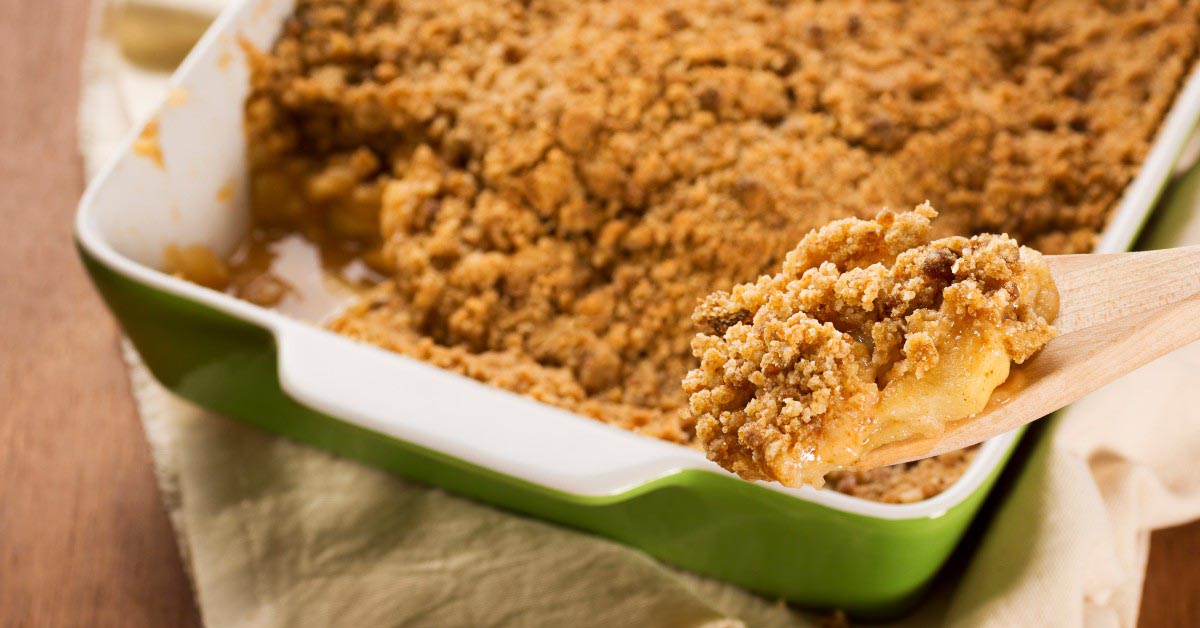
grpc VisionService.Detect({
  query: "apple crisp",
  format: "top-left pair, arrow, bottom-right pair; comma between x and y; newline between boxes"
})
234,0 -> 1199,501
684,205 -> 1058,487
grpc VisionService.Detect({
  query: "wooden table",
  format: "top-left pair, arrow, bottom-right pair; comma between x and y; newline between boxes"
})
0,2 -> 1196,626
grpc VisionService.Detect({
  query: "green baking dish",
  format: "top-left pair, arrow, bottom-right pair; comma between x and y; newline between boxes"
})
75,0 -> 1200,617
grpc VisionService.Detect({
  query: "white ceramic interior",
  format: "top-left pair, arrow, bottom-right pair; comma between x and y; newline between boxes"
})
76,0 -> 1200,520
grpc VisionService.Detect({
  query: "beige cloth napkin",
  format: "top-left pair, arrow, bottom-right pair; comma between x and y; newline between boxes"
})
80,2 -> 1200,626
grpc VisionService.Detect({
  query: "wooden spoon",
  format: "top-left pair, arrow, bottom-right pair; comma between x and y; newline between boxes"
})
861,244 -> 1200,470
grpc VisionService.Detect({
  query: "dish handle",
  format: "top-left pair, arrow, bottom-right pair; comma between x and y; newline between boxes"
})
272,320 -> 707,497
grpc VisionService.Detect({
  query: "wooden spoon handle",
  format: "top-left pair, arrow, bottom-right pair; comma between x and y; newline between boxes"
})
1047,245 -> 1200,335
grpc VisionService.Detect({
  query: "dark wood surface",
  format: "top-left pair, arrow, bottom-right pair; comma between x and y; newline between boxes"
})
0,1 -> 1194,626
0,1 -> 202,626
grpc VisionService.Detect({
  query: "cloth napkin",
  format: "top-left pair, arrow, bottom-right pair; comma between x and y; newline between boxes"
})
79,2 -> 1200,626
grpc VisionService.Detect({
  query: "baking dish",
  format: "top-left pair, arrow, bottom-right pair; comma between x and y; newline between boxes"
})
75,0 -> 1200,616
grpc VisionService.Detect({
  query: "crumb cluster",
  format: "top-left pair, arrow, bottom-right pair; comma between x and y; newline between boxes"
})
684,205 -> 1058,487
828,448 -> 978,504
239,0 -> 1199,501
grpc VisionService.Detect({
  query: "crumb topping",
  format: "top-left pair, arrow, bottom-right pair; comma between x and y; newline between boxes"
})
235,0 -> 1198,502
684,205 -> 1058,486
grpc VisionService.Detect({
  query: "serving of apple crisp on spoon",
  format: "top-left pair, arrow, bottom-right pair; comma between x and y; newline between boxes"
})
685,203 -> 1200,487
